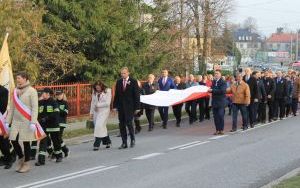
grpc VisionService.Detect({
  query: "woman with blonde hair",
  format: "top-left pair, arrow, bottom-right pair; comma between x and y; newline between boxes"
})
90,81 -> 112,151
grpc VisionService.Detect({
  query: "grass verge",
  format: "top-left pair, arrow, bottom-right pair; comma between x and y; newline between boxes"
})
273,174 -> 300,188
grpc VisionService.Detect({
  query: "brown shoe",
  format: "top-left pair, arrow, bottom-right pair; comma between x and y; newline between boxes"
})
18,162 -> 30,173
16,157 -> 24,172
219,131 -> 224,135
213,131 -> 219,135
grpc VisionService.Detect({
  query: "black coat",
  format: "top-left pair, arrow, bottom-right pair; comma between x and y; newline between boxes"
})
175,82 -> 186,90
211,79 -> 227,108
142,82 -> 158,109
263,77 -> 276,101
38,98 -> 60,130
0,85 -> 8,114
113,77 -> 140,120
257,79 -> 267,102
274,77 -> 288,99
243,75 -> 259,102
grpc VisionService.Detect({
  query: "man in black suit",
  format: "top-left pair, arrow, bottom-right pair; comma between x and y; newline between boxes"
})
263,71 -> 276,122
0,85 -> 13,169
142,74 -> 158,131
172,76 -> 186,127
113,67 -> 140,149
208,70 -> 227,135
253,71 -> 267,124
273,71 -> 288,120
243,68 -> 259,128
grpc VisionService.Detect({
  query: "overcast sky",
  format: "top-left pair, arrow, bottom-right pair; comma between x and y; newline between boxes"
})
230,0 -> 300,36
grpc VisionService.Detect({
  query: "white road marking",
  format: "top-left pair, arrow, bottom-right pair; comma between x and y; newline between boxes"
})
179,141 -> 210,150
168,141 -> 202,150
209,135 -> 228,140
132,153 -> 164,160
16,165 -> 118,188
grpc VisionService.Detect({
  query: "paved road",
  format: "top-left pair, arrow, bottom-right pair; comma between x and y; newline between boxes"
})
1,114 -> 300,188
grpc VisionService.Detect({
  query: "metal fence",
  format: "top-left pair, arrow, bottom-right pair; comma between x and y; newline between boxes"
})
35,83 -> 93,117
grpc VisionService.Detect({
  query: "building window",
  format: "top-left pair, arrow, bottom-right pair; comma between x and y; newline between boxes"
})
239,36 -> 242,41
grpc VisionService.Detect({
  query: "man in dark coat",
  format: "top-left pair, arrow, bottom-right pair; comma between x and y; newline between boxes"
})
157,69 -> 176,129
263,71 -> 276,122
113,67 -> 140,149
0,85 -> 13,169
273,71 -> 288,120
208,70 -> 227,135
243,68 -> 259,128
253,71 -> 267,124
142,74 -> 158,131
172,76 -> 186,127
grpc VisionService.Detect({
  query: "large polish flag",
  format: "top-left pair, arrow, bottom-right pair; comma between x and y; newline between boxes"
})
140,85 -> 209,107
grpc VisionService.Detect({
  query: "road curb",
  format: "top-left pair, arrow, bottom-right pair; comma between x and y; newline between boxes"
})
260,167 -> 300,188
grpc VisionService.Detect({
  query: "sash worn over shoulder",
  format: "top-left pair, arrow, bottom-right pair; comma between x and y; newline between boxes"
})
13,89 -> 46,140
0,111 -> 8,136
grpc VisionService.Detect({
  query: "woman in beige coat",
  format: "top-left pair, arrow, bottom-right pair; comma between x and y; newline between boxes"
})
6,72 -> 38,173
90,81 -> 112,151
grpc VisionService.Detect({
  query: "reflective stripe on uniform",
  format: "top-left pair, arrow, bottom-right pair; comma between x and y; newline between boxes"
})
39,106 -> 44,113
31,146 -> 38,149
54,108 -> 60,112
59,123 -> 68,128
46,128 -> 60,132
39,151 -> 47,156
46,106 -> 54,112
61,142 -> 65,147
64,109 -> 69,114
54,150 -> 62,154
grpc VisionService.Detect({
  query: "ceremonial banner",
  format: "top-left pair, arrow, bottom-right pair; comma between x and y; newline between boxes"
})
141,85 -> 209,107
0,33 -> 15,93
13,89 -> 46,140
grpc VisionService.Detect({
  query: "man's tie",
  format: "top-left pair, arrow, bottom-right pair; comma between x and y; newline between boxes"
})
123,79 -> 127,91
163,77 -> 166,85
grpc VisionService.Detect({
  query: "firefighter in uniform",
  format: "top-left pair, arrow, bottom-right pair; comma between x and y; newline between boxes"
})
55,90 -> 69,157
35,88 -> 63,166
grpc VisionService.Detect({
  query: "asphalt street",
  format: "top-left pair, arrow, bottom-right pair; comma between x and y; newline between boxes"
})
1,114 -> 300,188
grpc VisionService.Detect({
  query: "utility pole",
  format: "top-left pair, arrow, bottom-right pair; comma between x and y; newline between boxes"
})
202,0 -> 210,74
296,30 -> 299,61
290,33 -> 293,62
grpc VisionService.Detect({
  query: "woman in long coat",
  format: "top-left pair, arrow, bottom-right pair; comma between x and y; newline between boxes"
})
6,72 -> 38,173
90,81 -> 112,151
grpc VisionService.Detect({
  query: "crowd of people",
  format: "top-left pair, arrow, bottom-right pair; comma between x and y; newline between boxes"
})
0,67 -> 299,173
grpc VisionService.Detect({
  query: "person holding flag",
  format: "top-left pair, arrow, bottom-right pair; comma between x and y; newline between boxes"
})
6,71 -> 41,173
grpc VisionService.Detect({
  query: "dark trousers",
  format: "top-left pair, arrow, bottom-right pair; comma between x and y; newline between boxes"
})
198,99 -> 205,122
30,141 -> 38,159
204,98 -> 210,119
172,104 -> 183,124
145,109 -> 155,129
11,134 -> 31,162
59,128 -> 69,154
267,100 -> 274,121
247,102 -> 258,126
185,100 -> 197,122
292,98 -> 299,116
38,131 -> 62,163
213,107 -> 225,131
286,103 -> 292,117
258,102 -> 267,123
118,112 -> 135,145
232,104 -> 248,130
0,136 -> 12,164
273,98 -> 285,119
94,136 -> 111,147
158,107 -> 169,126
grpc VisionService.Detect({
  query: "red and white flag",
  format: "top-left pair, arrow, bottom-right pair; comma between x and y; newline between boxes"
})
141,85 -> 209,107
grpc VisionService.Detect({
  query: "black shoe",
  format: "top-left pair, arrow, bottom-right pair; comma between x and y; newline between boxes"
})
250,124 -> 254,128
56,157 -> 63,163
0,157 -> 4,166
106,144 -> 111,149
148,127 -> 153,131
176,123 -> 180,127
63,148 -> 70,158
243,127 -> 248,131
130,140 -> 135,148
163,125 -> 167,129
230,129 -> 237,132
93,147 -> 99,151
118,144 -> 128,149
4,163 -> 12,169
35,161 -> 45,166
